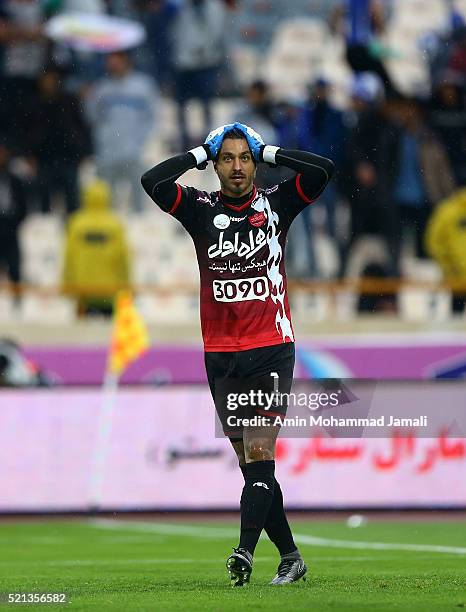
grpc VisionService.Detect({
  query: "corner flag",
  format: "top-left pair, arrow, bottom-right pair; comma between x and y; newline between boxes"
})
90,291 -> 149,508
107,291 -> 149,377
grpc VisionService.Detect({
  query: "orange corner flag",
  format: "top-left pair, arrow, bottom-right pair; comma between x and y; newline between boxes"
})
107,291 -> 149,376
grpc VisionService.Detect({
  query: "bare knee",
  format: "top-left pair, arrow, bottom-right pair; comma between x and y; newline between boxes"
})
244,437 -> 275,462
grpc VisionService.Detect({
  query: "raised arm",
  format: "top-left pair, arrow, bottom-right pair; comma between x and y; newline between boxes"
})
228,122 -> 334,202
263,146 -> 334,202
141,146 -> 209,212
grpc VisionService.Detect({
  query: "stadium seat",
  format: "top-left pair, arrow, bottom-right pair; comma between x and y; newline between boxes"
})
231,46 -> 261,86
398,288 -> 451,321
263,17 -> 328,96
291,289 -> 332,322
456,0 -> 466,15
138,294 -> 198,324
0,293 -> 15,320
314,233 -> 340,280
392,1 -> 446,30
344,236 -> 390,280
20,214 -> 64,287
272,18 -> 327,54
20,294 -> 75,323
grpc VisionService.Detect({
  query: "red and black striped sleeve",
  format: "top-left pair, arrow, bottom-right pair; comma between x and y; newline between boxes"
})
141,152 -> 198,215
276,148 -> 334,203
268,148 -> 334,223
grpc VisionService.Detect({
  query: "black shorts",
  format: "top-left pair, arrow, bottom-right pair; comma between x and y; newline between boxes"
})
205,343 -> 295,439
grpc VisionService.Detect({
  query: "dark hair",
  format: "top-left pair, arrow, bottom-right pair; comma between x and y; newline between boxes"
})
215,127 -> 255,163
249,79 -> 268,94
222,127 -> 248,140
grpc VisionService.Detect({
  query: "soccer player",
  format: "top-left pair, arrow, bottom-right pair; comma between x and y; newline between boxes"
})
141,123 -> 333,586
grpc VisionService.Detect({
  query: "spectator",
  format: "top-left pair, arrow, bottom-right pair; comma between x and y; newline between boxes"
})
42,0 -> 107,89
425,188 -> 466,313
342,73 -> 400,276
297,77 -> 347,241
429,80 -> 466,186
62,179 -> 130,316
235,80 -> 279,189
171,0 -> 227,149
142,0 -> 178,90
86,50 -> 158,212
393,97 -> 456,260
237,80 -> 278,139
344,0 -> 398,99
0,0 -> 46,156
420,5 -> 465,87
0,135 -> 27,299
275,97 -> 319,278
31,65 -> 92,215
446,25 -> 466,85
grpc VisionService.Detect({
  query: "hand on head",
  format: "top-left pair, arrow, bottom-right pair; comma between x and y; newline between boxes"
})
232,122 -> 265,162
204,123 -> 236,159
204,122 -> 264,162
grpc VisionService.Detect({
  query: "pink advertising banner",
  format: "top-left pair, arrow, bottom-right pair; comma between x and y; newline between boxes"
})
24,334 -> 466,385
0,387 -> 465,511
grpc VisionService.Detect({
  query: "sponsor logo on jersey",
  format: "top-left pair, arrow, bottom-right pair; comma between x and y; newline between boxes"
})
248,211 -> 266,227
208,229 -> 267,260
197,194 -> 211,205
213,213 -> 231,229
230,215 -> 247,222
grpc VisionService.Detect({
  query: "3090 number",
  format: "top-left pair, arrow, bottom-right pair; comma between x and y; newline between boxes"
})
213,277 -> 269,302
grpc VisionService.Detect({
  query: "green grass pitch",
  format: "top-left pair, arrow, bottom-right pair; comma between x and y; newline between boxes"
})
0,518 -> 465,611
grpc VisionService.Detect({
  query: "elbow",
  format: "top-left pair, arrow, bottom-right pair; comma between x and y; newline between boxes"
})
140,170 -> 154,197
140,171 -> 149,191
322,157 -> 335,182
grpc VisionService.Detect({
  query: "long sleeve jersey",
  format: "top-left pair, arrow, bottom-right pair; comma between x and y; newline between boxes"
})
141,147 -> 334,352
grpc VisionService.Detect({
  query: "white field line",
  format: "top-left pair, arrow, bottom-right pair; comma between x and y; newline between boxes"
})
89,519 -> 466,555
0,558 -> 256,567
0,558 -> 214,568
293,533 -> 466,555
0,556 -> 385,568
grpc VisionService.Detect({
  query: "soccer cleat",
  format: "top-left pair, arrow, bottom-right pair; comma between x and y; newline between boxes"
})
269,558 -> 307,585
226,547 -> 253,587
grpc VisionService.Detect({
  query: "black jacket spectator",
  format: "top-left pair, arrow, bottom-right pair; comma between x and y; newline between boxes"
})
342,103 -> 400,276
0,141 -> 27,286
30,66 -> 92,214
429,82 -> 466,186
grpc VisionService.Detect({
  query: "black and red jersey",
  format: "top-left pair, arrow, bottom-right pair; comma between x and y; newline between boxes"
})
141,149 -> 333,352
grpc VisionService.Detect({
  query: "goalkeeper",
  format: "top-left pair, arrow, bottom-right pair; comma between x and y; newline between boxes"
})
141,122 -> 333,586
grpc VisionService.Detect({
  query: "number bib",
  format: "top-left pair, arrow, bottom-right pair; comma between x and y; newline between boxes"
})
212,276 -> 270,303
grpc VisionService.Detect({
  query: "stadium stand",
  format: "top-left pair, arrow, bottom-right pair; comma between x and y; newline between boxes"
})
1,0 -> 466,326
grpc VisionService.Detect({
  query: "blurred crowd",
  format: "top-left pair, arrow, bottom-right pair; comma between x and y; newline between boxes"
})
0,0 -> 465,315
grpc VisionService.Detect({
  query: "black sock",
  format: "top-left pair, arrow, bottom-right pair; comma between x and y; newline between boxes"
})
239,460 -> 275,556
265,479 -> 299,556
240,465 -> 297,556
